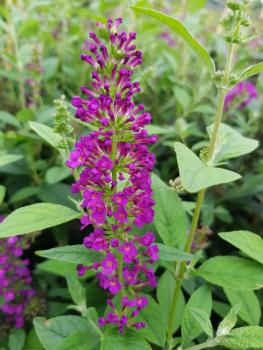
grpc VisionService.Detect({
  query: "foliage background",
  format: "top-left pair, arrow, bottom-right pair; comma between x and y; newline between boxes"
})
0,0 -> 263,348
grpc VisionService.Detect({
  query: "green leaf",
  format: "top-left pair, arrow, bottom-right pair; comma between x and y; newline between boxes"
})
181,285 -> 212,345
190,307 -> 213,338
37,260 -> 79,278
0,185 -> 6,205
29,121 -> 63,150
34,316 -> 98,350
207,123 -> 258,165
57,332 -> 98,350
221,326 -> 263,349
152,173 -> 187,247
0,154 -> 23,167
217,305 -> 240,337
131,7 -> 215,75
157,271 -> 185,333
23,329 -> 44,350
66,276 -> 86,307
45,166 -> 71,184
136,296 -> 166,346
101,329 -> 152,350
10,186 -> 40,203
36,245 -> 102,265
187,0 -> 207,12
196,256 -> 263,290
219,230 -> 263,265
0,203 -> 80,238
224,288 -> 261,326
9,328 -> 26,350
0,110 -> 20,127
239,62 -> 263,81
157,243 -> 199,261
174,142 -> 241,193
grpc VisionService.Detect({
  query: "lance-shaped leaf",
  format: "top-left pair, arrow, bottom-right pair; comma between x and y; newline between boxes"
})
36,245 -> 103,265
174,142 -> 241,193
207,123 -> 258,165
196,256 -> 263,290
0,203 -> 80,238
0,154 -> 23,167
190,307 -> 213,338
157,243 -> 200,261
221,326 -> 263,349
239,62 -> 263,82
217,304 -> 240,337
131,7 -> 215,75
219,230 -> 263,265
152,173 -> 187,247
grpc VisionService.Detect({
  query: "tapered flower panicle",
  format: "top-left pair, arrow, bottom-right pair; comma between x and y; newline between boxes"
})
67,18 -> 158,332
0,217 -> 36,328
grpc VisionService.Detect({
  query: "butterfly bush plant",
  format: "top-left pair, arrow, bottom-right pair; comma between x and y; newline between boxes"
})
1,1 -> 263,349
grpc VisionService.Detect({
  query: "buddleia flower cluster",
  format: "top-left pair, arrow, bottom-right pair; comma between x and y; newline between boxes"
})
0,216 -> 36,329
224,81 -> 258,111
66,18 -> 158,332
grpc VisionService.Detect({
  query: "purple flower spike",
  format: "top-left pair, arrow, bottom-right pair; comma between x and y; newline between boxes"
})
66,17 -> 158,333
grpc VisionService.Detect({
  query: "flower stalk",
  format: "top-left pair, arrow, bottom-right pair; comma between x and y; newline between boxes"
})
165,41 -> 235,350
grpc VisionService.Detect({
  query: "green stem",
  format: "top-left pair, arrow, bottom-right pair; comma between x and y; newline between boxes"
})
8,1 -> 25,109
165,43 -> 234,350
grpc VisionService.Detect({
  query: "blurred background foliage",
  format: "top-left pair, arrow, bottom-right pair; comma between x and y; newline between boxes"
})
0,0 -> 263,332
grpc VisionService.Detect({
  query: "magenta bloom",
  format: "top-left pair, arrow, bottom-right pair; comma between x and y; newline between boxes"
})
67,17 -> 158,332
224,81 -> 258,111
0,219 -> 36,329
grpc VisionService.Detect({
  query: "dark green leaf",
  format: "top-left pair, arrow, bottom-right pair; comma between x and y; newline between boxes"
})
36,245 -> 102,265
9,328 -> 26,350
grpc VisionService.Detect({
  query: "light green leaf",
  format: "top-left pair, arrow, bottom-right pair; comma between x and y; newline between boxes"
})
174,142 -> 241,193
0,203 -> 80,238
196,256 -> 263,290
36,245 -> 102,265
10,186 -> 40,203
0,111 -> 20,127
45,166 -> 71,184
224,288 -> 261,325
187,0 -> 207,12
145,124 -> 176,136
9,328 -> 26,350
221,326 -> 263,349
66,276 -> 86,308
0,185 -> 6,205
0,154 -> 23,167
152,173 -> 187,247
181,285 -> 212,345
157,243 -> 199,261
101,329 -> 152,350
157,271 -> 185,333
239,62 -> 263,81
190,307 -> 213,338
219,230 -> 263,265
207,123 -> 258,165
34,316 -> 97,350
217,305 -> 240,337
29,121 -> 63,150
131,7 -> 215,75
37,261 -> 79,278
